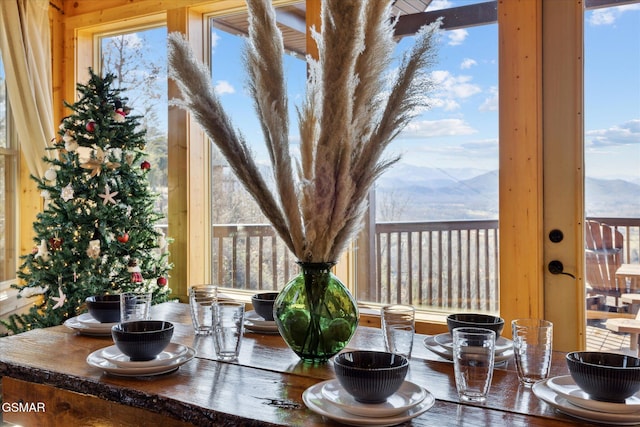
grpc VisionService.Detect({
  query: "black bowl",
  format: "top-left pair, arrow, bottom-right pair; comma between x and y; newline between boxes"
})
111,320 -> 174,361
566,351 -> 640,402
447,313 -> 504,339
333,351 -> 409,403
86,295 -> 121,323
251,292 -> 279,321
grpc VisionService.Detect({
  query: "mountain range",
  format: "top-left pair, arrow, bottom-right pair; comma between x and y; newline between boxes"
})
375,165 -> 640,221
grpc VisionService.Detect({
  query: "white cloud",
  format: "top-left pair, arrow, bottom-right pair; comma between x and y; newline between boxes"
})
586,119 -> 640,147
402,118 -> 477,138
427,0 -> 454,11
431,70 -> 482,101
211,31 -> 220,51
120,33 -> 143,49
479,86 -> 498,112
214,80 -> 235,95
588,4 -> 640,26
447,29 -> 468,46
460,58 -> 477,69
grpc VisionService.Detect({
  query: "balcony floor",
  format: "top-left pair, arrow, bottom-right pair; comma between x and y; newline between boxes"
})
586,323 -> 635,356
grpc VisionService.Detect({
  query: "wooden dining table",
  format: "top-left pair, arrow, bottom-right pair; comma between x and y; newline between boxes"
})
0,302 -> 609,426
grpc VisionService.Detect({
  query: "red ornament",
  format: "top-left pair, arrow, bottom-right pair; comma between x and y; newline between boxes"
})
157,277 -> 168,287
49,237 -> 63,250
85,120 -> 96,132
127,259 -> 143,283
117,233 -> 129,243
140,161 -> 151,170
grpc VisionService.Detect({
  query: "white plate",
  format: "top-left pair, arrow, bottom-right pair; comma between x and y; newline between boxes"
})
433,332 -> 513,354
100,343 -> 189,368
244,320 -> 280,334
76,313 -> 118,329
533,378 -> 640,425
87,345 -> 195,377
245,310 -> 276,326
64,316 -> 114,336
303,380 -> 434,426
423,336 -> 514,364
320,379 -> 427,418
547,375 -> 640,414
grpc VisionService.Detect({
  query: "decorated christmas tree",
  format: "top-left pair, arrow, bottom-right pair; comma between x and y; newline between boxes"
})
4,69 -> 172,334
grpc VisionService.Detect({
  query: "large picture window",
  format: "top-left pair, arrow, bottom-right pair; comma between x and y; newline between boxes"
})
99,27 -> 169,222
207,1 -> 500,315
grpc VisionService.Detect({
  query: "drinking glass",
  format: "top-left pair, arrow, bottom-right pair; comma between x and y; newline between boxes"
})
120,292 -> 152,323
381,304 -> 415,359
212,301 -> 245,361
512,318 -> 553,386
189,285 -> 217,335
453,327 -> 496,403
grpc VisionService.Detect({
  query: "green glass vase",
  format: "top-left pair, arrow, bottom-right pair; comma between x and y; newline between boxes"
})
274,262 -> 359,362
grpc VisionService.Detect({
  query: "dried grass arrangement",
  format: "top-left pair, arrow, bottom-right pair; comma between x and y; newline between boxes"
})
168,0 -> 440,263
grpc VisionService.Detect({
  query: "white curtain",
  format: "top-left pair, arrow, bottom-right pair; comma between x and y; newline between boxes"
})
0,0 -> 53,178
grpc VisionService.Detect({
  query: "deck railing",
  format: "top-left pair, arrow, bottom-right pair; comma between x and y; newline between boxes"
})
204,217 -> 640,312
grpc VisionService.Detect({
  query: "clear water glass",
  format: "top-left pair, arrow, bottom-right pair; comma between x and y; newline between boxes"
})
189,285 -> 217,335
381,304 -> 415,359
212,301 -> 245,361
512,318 -> 553,386
453,327 -> 496,403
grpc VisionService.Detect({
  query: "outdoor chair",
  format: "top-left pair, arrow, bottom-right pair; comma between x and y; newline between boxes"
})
585,220 -> 625,311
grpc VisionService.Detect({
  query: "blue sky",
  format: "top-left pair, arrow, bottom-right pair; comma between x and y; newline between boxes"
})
208,1 -> 639,181
1,1 -> 637,180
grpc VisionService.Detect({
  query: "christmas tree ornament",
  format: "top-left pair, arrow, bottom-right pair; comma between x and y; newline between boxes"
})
157,277 -> 168,287
125,152 -> 135,165
51,286 -> 67,310
63,130 -> 79,152
60,184 -> 75,201
85,120 -> 96,132
110,147 -> 122,161
86,239 -> 101,259
49,236 -> 63,250
98,184 -> 119,205
128,259 -> 143,283
113,108 -> 126,123
157,233 -> 167,250
81,146 -> 121,178
44,168 -> 57,181
117,233 -> 129,243
35,240 -> 51,262
140,160 -> 151,170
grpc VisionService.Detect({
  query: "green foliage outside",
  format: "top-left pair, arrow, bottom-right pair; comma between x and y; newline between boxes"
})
3,69 -> 172,334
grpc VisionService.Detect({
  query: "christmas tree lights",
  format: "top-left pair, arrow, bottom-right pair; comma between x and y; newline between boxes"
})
3,69 -> 172,334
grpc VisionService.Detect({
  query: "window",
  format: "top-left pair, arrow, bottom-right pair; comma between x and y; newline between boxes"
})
99,27 -> 169,221
0,52 -> 18,283
369,5 -> 498,312
583,2 -> 640,310
208,9 -> 305,290
206,2 -> 500,316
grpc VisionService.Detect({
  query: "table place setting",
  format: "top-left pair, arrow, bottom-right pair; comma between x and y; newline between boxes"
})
76,292 -> 198,377
244,310 -> 279,334
86,344 -> 196,377
423,313 -> 514,364
242,292 -> 280,334
302,351 -> 435,426
86,319 -> 196,377
532,351 -> 640,425
64,294 -> 123,336
64,312 -> 118,336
